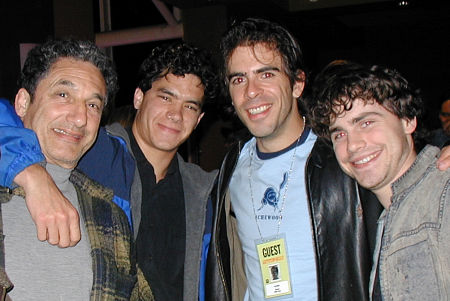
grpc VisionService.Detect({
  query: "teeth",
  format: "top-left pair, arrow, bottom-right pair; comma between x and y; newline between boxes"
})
54,128 -> 81,139
54,128 -> 69,135
354,154 -> 377,164
248,105 -> 270,115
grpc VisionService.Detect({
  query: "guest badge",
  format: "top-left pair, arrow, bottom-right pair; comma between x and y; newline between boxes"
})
256,234 -> 292,299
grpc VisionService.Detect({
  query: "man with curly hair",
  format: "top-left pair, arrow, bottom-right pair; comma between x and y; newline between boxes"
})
0,42 -> 218,300
308,61 -> 450,299
0,39 -> 136,300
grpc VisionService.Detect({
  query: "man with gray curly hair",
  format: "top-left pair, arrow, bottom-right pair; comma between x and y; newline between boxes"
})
0,39 -> 135,300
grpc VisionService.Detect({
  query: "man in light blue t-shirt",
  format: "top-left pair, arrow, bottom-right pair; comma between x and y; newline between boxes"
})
208,18 -> 378,301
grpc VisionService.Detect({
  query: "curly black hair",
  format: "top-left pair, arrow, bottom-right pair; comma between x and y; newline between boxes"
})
308,60 -> 425,145
220,18 -> 306,89
136,42 -> 217,108
19,38 -> 118,106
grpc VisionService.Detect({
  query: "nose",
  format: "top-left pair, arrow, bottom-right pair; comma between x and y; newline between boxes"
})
167,105 -> 182,123
67,102 -> 88,128
245,78 -> 263,100
347,132 -> 366,153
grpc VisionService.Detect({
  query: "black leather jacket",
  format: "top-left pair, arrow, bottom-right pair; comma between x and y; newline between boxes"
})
206,135 -> 382,301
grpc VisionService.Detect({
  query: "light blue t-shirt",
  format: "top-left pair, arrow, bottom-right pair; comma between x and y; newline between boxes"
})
230,128 -> 318,300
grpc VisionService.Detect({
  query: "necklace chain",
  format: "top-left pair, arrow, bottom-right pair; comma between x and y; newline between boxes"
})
248,116 -> 306,241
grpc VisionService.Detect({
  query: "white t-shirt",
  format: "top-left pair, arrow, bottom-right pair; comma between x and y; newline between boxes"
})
230,128 -> 318,300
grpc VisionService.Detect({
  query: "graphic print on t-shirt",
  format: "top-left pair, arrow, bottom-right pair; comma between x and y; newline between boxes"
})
258,172 -> 288,211
230,131 -> 319,301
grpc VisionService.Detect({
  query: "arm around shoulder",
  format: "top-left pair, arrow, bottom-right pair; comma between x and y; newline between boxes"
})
0,98 -> 81,248
0,98 -> 45,187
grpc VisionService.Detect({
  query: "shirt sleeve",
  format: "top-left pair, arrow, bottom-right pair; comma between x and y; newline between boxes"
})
0,98 -> 45,188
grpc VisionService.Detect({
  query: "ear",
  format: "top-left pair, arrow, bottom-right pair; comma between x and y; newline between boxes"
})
402,116 -> 417,135
292,70 -> 306,99
194,112 -> 205,129
14,88 -> 31,118
133,88 -> 144,110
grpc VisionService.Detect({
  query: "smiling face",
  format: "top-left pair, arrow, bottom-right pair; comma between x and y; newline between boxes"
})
15,58 -> 106,169
330,99 -> 417,207
132,73 -> 205,157
226,44 -> 305,152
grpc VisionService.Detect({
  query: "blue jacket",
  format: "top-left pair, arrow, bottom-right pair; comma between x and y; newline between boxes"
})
0,98 -> 45,188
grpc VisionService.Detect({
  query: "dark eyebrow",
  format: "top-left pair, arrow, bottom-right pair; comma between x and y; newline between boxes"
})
227,66 -> 280,82
329,125 -> 342,135
55,79 -> 76,88
329,111 -> 383,134
158,87 -> 203,108
93,93 -> 106,103
186,99 -> 203,108
158,87 -> 177,97
55,79 -> 105,103
255,66 -> 280,74
352,112 -> 382,124
227,72 -> 245,82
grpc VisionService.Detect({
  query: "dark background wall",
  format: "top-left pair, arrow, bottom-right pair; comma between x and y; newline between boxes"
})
1,0 -> 449,169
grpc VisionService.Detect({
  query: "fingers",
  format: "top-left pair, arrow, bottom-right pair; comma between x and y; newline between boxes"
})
35,212 -> 79,248
36,223 -> 48,242
55,220 -> 71,248
46,218 -> 60,246
437,146 -> 450,171
36,209 -> 81,248
19,164 -> 82,248
437,158 -> 450,171
68,211 -> 81,247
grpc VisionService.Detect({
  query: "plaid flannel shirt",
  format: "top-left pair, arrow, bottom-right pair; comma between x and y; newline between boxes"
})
0,169 -> 136,301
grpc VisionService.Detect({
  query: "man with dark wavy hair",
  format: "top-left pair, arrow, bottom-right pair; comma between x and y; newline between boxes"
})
0,41 -> 218,300
309,61 -> 450,300
0,38 -> 135,300
206,18 -> 381,301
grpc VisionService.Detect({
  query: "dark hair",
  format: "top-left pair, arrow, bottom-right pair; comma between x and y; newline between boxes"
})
308,60 -> 425,144
136,42 -> 217,107
220,18 -> 305,88
19,38 -> 118,106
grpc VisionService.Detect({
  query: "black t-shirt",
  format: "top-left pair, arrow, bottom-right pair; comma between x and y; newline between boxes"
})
128,128 -> 186,300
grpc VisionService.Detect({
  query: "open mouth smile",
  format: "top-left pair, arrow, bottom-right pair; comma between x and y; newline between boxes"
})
54,128 -> 82,140
248,104 -> 271,115
352,152 -> 379,165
